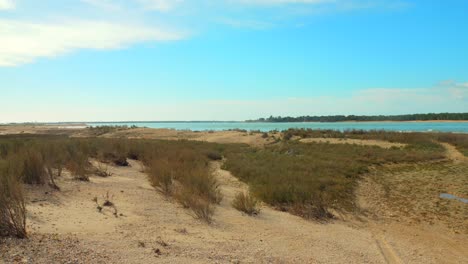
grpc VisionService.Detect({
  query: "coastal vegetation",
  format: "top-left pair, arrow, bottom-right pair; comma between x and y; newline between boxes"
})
282,128 -> 468,157
0,135 -> 226,228
248,112 -> 468,122
223,139 -> 445,219
0,127 -> 466,239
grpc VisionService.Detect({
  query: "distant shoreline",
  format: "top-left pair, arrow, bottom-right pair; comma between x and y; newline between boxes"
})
2,120 -> 468,126
294,120 -> 468,123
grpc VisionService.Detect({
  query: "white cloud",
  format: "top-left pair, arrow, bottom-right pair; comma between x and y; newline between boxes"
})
0,19 -> 185,66
0,0 -> 14,10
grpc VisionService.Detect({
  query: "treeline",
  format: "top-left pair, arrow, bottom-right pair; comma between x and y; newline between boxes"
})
248,113 -> 468,122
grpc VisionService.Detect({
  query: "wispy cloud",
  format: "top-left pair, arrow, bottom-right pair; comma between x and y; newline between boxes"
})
0,19 -> 185,66
3,81 -> 466,122
0,0 -> 14,10
81,0 -> 183,12
0,0 -> 411,66
438,80 -> 468,100
136,0 -> 184,12
81,0 -> 122,11
195,84 -> 466,120
231,0 -> 333,5
218,17 -> 272,29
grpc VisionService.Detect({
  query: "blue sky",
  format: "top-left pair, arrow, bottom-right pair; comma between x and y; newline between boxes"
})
0,0 -> 467,122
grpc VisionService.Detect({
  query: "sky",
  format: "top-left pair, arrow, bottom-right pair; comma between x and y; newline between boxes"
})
0,0 -> 467,122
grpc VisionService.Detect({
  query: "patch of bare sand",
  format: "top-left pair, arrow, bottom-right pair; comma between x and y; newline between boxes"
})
300,138 -> 406,149
0,125 -> 84,136
3,126 -> 270,148
3,160 -> 386,263
98,128 -> 274,147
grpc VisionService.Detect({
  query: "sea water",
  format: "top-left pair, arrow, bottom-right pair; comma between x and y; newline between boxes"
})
87,121 -> 468,133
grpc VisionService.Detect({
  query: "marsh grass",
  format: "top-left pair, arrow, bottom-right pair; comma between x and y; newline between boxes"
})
284,128 -> 445,152
223,139 -> 447,219
436,133 -> 468,156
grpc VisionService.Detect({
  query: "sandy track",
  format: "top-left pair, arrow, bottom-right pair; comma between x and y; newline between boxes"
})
3,152 -> 467,263
3,160 -> 387,263
440,142 -> 468,163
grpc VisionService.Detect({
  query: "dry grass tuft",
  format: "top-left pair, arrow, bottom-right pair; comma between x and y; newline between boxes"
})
21,150 -> 46,185
232,192 -> 260,216
148,159 -> 174,196
94,163 -> 112,177
0,159 -> 27,238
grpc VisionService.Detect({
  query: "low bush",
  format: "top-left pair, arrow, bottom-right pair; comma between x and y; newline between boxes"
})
86,125 -> 130,136
232,192 -> 260,216
206,151 -> 222,161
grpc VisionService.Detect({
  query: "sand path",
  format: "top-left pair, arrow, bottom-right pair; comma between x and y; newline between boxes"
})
4,157 -> 467,263
3,160 -> 389,263
440,142 -> 468,163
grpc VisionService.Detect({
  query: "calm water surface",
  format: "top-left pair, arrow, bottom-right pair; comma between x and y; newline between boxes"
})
87,122 -> 468,133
